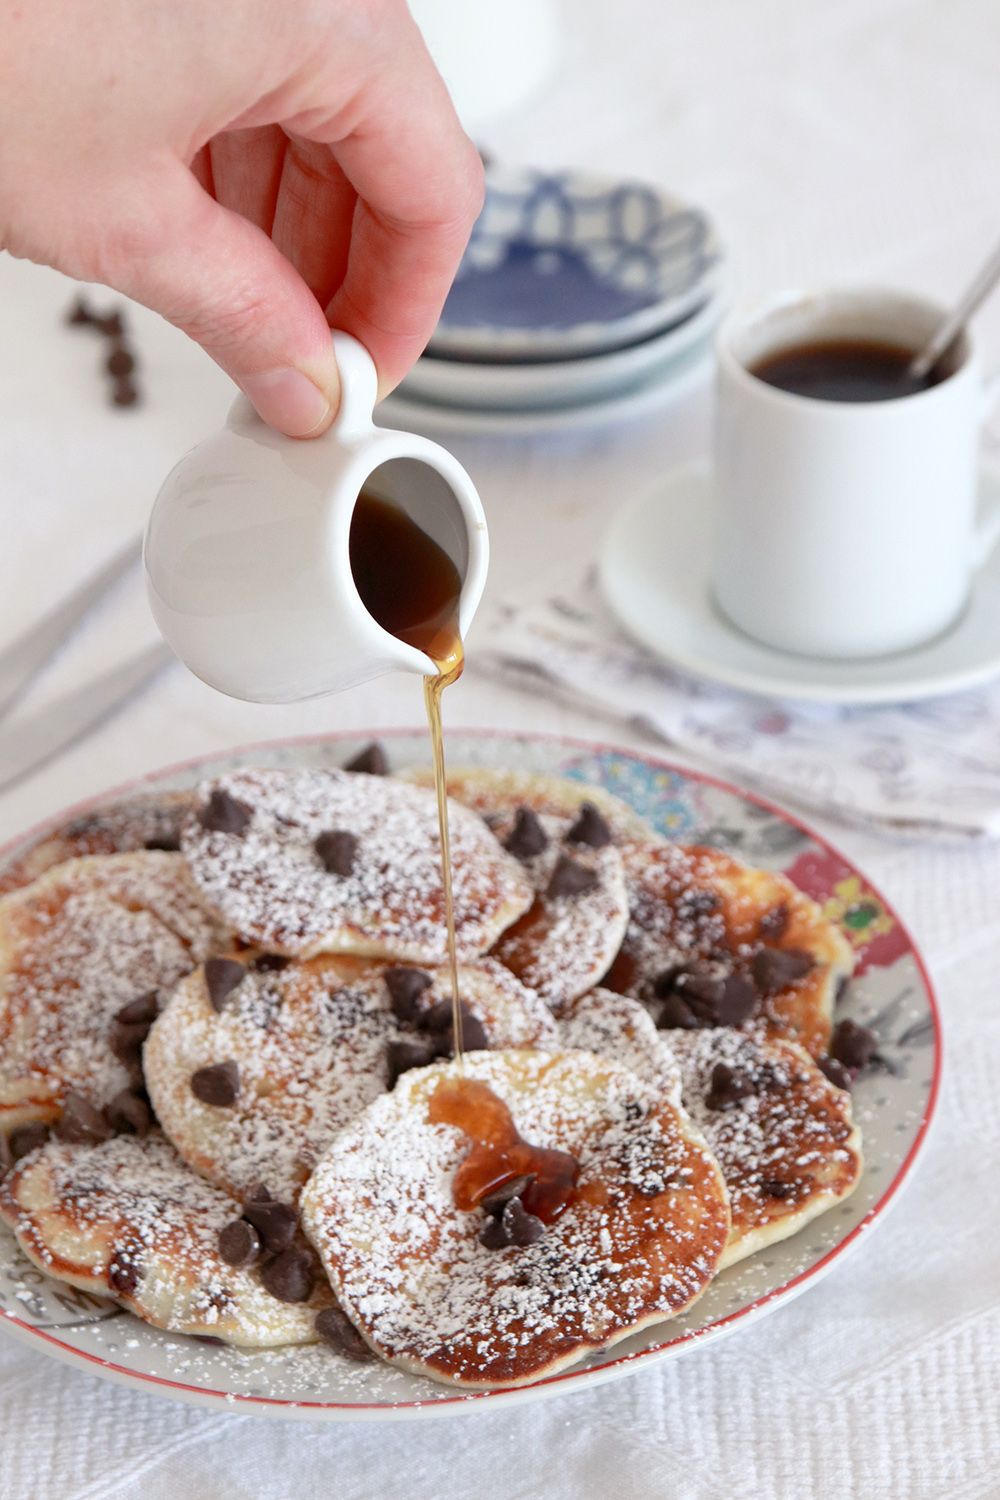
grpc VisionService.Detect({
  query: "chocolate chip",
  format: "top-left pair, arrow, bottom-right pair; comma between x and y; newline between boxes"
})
54,1093 -> 114,1145
421,997 -> 454,1033
655,993 -> 700,1030
343,742 -> 388,776
106,344 -> 135,378
105,1089 -> 151,1137
566,801 -> 612,849
480,1175 -> 535,1217
143,835 -> 181,852
674,970 -> 725,1023
315,1306 -> 375,1361
386,1037 -> 438,1088
818,1055 -> 853,1091
242,1199 -> 298,1253
9,1123 -> 48,1161
218,1218 -> 261,1268
198,788 -> 253,835
245,1182 -> 273,1203
449,1005 -> 489,1054
705,1062 -> 756,1111
250,953 -> 290,973
66,295 -> 95,326
111,378 -> 139,408
315,829 -> 358,877
95,310 -> 125,339
835,975 -> 851,1008
114,993 -> 158,1027
751,947 -> 815,995
760,1177 -> 794,1199
716,974 -> 758,1026
502,1196 -> 545,1246
383,966 -> 433,1023
546,854 -> 599,899
190,1061 -> 240,1107
650,965 -> 683,998
503,807 -> 549,859
0,1133 -> 11,1176
830,1018 -> 878,1071
479,1215 -> 510,1249
203,957 -> 246,1012
261,1248 -> 315,1303
110,1020 -> 151,1067
108,1250 -> 141,1296
758,903 -> 790,942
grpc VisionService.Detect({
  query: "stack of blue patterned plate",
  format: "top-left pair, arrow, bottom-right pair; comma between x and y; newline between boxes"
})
382,164 -> 728,433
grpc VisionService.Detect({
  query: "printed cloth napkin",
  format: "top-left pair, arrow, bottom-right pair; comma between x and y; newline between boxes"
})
473,568 -> 1000,841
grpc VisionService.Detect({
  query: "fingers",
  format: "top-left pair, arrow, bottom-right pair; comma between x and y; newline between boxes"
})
208,126 -> 287,236
319,15 -> 484,392
270,138 -> 357,309
99,158 -> 340,437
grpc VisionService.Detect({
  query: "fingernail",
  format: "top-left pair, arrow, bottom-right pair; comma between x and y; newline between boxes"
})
241,368 -> 332,437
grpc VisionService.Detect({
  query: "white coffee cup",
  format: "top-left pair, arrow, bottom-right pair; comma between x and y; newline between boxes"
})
712,288 -> 1000,659
144,332 -> 489,703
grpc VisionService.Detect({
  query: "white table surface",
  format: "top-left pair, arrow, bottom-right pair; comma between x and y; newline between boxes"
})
1,2 -> 999,1495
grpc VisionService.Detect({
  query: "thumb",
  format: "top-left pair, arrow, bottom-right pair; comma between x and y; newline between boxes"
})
101,161 -> 340,437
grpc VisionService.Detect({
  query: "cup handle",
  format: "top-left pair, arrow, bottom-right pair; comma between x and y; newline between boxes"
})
329,331 -> 379,439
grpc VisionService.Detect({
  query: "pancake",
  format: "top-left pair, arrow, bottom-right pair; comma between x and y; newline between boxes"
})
669,1028 -> 863,1267
558,988 -> 682,1104
0,1132 -> 329,1346
400,765 -> 659,843
489,810 -> 629,1014
0,853 -> 225,1133
0,791 -> 195,896
181,768 -> 533,963
605,842 -> 854,1059
300,1048 -> 730,1389
145,955 -> 556,1203
557,987 -> 862,1267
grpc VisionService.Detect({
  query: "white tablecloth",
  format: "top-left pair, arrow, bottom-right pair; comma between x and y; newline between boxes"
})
1,2 -> 999,1495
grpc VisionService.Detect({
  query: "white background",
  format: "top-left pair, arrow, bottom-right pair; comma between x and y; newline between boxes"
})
1,2 -> 999,1495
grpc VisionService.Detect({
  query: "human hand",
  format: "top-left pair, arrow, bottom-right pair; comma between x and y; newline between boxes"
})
0,0 -> 483,434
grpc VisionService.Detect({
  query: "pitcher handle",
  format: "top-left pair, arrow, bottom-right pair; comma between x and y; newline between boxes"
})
330,331 -> 380,440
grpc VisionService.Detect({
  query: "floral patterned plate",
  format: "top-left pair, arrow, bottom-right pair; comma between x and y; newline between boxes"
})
0,732 -> 939,1421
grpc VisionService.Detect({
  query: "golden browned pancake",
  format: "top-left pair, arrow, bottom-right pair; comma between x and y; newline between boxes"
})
668,1028 -> 863,1267
605,842 -> 854,1059
301,1048 -> 730,1389
0,853 -> 226,1132
0,792 -> 195,896
181,768 -> 533,963
488,810 -> 629,1014
145,955 -> 556,1203
400,766 -> 659,843
0,1132 -> 330,1345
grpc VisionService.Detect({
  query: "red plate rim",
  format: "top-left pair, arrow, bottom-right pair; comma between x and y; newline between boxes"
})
0,728 -> 942,1417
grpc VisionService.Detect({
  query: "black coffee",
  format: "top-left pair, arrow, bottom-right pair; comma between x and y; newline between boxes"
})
750,338 -> 942,403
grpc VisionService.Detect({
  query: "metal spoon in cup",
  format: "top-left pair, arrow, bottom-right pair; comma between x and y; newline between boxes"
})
908,239 -> 1000,383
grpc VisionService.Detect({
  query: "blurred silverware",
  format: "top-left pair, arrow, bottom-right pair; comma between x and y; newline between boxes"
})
909,239 -> 1000,382
0,534 -> 142,718
0,642 -> 172,793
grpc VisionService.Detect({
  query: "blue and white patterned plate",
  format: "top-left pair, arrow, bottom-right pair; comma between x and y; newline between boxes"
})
0,732 -> 937,1422
430,166 -> 725,361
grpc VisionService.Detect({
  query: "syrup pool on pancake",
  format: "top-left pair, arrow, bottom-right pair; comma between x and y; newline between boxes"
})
349,488 -> 467,1056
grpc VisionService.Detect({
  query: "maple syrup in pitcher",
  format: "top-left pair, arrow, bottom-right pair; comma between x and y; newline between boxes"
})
351,489 -> 582,1219
349,490 -> 466,1052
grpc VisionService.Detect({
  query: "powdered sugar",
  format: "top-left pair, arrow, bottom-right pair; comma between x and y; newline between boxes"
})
181,769 -> 533,963
0,853 -> 224,1122
301,1048 -> 729,1389
489,813 -> 629,1012
0,1132 -> 328,1346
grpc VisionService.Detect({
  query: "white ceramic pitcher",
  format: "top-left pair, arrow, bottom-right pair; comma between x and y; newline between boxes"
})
144,333 -> 489,703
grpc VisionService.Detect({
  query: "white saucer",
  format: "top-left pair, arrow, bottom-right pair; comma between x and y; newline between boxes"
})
405,287 -> 725,412
599,463 -> 1000,704
380,339 -> 713,437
